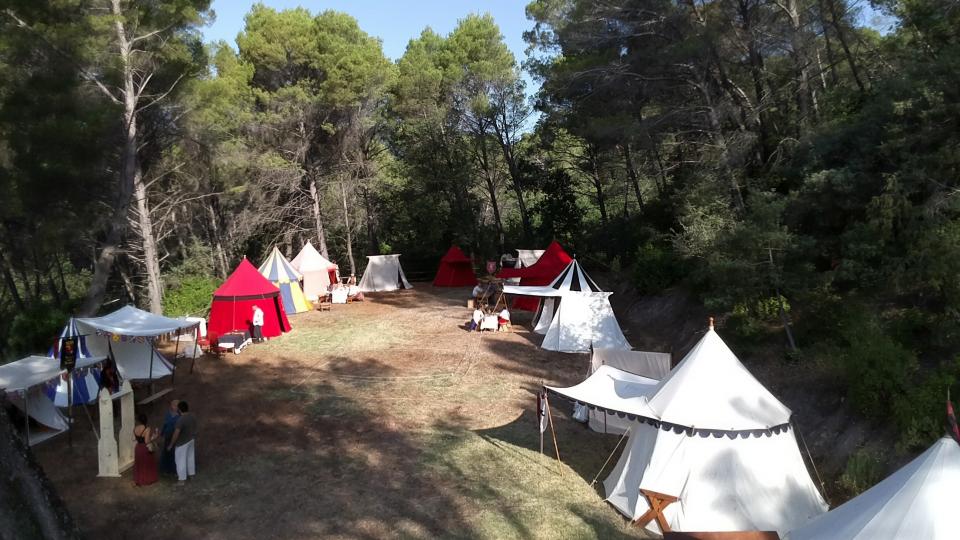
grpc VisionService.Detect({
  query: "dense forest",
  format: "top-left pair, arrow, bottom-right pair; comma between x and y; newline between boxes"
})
1,0 -> 958,464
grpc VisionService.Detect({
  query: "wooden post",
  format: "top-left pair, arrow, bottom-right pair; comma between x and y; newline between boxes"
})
545,394 -> 562,475
117,381 -> 134,472
97,388 -> 119,477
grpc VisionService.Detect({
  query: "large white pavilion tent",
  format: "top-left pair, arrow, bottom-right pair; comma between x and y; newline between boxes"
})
74,305 -> 198,381
546,324 -> 827,535
786,436 -> 960,540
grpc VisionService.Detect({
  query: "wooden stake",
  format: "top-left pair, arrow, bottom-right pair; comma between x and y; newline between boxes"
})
545,394 -> 563,475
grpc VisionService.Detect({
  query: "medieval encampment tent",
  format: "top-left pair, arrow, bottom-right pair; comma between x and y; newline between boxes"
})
787,436 -> 960,540
516,249 -> 545,268
546,325 -> 827,535
503,259 -> 630,352
433,246 -> 477,287
290,241 -> 339,299
208,258 -> 291,342
258,246 -> 312,314
0,355 -> 106,445
358,254 -> 412,292
46,318 -> 101,407
497,241 -> 572,311
575,348 -> 672,434
74,306 -> 199,381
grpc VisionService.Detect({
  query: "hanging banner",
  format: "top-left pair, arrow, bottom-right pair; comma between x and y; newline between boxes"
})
60,337 -> 78,372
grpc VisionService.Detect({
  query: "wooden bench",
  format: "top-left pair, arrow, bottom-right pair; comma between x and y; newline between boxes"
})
136,387 -> 173,407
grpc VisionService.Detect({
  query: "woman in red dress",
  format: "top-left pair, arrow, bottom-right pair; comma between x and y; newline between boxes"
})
133,413 -> 159,486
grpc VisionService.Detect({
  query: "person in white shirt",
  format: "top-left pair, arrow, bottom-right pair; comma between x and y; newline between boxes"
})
469,308 -> 484,331
498,307 -> 511,332
251,305 -> 265,342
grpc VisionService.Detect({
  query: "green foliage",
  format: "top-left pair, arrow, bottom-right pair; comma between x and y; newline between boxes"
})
838,448 -> 884,497
632,243 -> 683,295
163,275 -> 218,318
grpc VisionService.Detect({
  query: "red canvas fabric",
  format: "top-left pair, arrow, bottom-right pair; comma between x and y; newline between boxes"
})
497,241 -> 573,311
208,258 -> 291,341
433,246 -> 477,287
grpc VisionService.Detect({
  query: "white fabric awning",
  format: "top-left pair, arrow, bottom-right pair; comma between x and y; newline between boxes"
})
546,365 -> 659,418
75,305 -> 199,337
0,355 -> 106,392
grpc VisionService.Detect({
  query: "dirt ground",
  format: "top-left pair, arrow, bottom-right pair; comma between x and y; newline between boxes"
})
34,286 -> 654,540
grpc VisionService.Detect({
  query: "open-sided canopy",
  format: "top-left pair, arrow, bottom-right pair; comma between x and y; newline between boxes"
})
547,365 -> 659,418
75,305 -> 199,338
787,437 -> 960,540
0,355 -> 106,392
214,258 -> 282,300
258,246 -> 302,282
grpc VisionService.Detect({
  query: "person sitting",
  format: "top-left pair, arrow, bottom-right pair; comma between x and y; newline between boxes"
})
471,283 -> 484,300
469,308 -> 484,331
133,412 -> 160,486
498,307 -> 511,332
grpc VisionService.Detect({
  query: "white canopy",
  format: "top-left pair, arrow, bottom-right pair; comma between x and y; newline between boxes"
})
580,348 -> 672,434
547,365 -> 659,418
646,328 -> 791,431
76,305 -> 198,337
0,355 -> 106,444
75,305 -> 195,381
358,254 -> 413,292
0,355 -> 105,392
787,437 -> 960,540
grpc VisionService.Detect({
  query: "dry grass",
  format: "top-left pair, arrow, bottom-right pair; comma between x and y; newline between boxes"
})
34,287 -> 652,539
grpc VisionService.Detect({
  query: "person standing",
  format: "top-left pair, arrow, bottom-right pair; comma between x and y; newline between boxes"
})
132,413 -> 159,486
251,305 -> 265,343
166,401 -> 197,485
159,399 -> 180,475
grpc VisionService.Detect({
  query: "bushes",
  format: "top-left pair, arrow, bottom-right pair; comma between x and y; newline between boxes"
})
163,275 -> 218,318
632,242 -> 684,294
838,448 -> 884,497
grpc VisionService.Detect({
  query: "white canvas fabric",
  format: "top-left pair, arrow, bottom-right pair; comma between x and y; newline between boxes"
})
75,305 -> 196,381
0,355 -> 106,442
358,254 -> 413,292
541,292 -> 631,352
786,437 -> 960,540
291,241 -> 340,298
546,365 -> 659,418
516,249 -> 545,268
585,349 -> 672,434
533,298 -> 555,334
647,328 -> 792,430
604,422 -> 827,535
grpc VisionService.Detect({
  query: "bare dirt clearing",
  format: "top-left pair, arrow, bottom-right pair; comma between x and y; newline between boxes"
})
35,286 -> 652,539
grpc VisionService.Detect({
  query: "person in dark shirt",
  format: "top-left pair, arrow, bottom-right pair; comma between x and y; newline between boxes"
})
166,401 -> 197,485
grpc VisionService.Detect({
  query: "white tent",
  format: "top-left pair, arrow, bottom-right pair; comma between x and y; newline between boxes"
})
0,355 -> 105,445
516,249 -> 545,268
787,436 -> 960,540
358,254 -> 413,292
547,326 -> 827,535
504,259 -> 630,352
290,240 -> 340,299
75,305 -> 198,381
578,348 -> 672,434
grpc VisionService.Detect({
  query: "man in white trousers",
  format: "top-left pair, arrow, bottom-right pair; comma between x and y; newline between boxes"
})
166,400 -> 197,485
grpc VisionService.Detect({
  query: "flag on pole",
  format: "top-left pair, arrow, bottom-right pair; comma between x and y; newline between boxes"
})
537,390 -> 548,433
948,391 -> 960,444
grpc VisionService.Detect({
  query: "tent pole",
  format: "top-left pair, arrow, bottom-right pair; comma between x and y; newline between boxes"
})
545,394 -> 562,475
793,419 -> 829,505
171,331 -> 181,382
590,427 -> 630,486
23,390 -> 30,446
67,374 -> 73,448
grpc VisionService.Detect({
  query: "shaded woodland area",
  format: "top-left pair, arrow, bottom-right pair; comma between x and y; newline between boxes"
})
0,0 -> 959,494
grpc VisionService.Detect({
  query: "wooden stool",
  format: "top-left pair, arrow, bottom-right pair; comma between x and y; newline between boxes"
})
635,489 -> 679,532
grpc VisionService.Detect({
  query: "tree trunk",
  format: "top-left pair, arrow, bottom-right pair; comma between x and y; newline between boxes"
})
477,139 -> 505,253
783,0 -> 816,129
621,143 -> 644,209
133,167 -> 163,313
697,77 -> 746,212
0,251 -> 24,310
590,154 -> 609,225
308,176 -> 330,259
0,392 -> 82,539
361,186 -> 379,255
739,0 -> 772,163
826,0 -> 866,94
80,0 -> 138,316
205,201 -> 228,278
339,177 -> 357,276
818,0 -> 841,86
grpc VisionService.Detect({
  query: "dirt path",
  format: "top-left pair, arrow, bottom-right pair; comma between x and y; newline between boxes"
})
34,286 -> 651,539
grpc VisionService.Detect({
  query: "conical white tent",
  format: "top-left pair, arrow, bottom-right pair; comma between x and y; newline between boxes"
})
358,254 -> 413,292
547,326 -> 827,535
786,437 -> 960,540
290,240 -> 340,299
504,259 -> 630,352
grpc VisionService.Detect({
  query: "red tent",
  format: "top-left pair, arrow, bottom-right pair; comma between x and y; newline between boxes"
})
433,246 -> 477,287
208,258 -> 292,342
497,241 -> 573,311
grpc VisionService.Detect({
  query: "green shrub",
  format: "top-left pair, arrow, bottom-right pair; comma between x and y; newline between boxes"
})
633,243 -> 683,294
5,303 -> 69,361
838,315 -> 917,419
163,275 -> 218,318
838,448 -> 884,497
